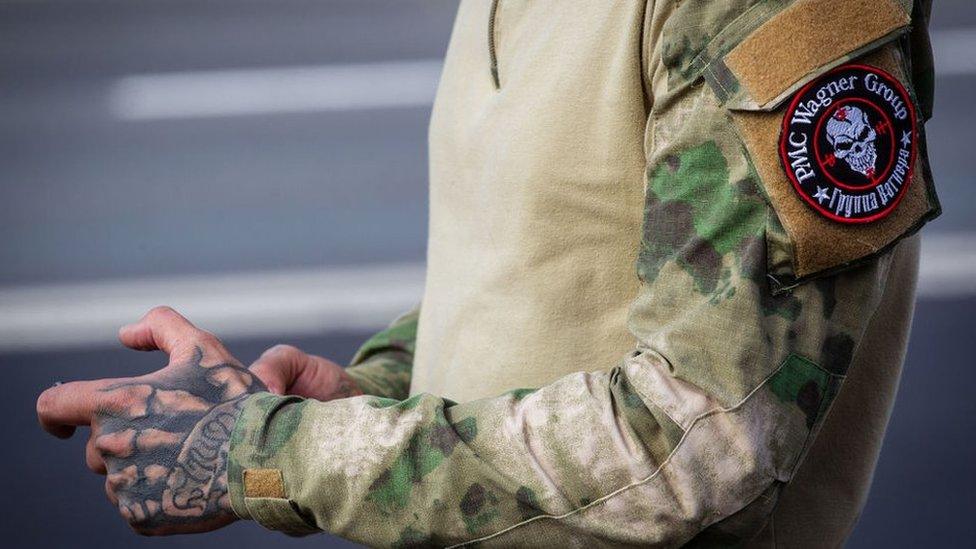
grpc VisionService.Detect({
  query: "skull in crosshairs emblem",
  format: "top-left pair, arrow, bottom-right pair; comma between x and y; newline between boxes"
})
825,105 -> 878,177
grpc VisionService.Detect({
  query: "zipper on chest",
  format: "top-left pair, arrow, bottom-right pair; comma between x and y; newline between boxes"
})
488,0 -> 502,89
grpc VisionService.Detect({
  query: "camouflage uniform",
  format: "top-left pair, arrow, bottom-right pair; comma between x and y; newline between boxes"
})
228,1 -> 939,547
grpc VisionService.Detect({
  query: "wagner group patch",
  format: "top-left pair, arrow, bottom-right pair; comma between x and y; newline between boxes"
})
779,64 -> 917,224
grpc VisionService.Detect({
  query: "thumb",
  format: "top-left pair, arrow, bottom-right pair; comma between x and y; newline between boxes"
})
117,306 -> 226,363
248,345 -> 307,395
250,345 -> 357,401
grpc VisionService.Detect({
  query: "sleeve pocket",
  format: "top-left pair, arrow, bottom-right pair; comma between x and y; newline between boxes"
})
698,0 -> 940,290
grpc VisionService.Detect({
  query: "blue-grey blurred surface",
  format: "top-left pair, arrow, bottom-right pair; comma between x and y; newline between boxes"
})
1,1 -> 974,547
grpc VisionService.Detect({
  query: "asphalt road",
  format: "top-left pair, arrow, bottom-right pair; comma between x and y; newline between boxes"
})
1,1 -> 974,547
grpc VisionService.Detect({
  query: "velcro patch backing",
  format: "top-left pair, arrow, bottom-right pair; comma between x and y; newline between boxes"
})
725,0 -> 909,108
733,48 -> 937,278
243,468 -> 287,499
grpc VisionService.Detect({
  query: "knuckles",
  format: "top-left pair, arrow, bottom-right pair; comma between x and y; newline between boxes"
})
97,384 -> 150,418
262,343 -> 302,361
86,451 -> 106,474
195,330 -> 221,347
144,305 -> 179,323
120,509 -> 159,536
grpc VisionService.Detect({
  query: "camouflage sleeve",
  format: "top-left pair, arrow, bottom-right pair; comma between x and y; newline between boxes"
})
343,308 -> 419,400
225,240 -> 899,546
226,2 -> 929,547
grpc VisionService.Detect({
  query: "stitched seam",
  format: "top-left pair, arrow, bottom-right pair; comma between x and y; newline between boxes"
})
637,0 -> 653,109
652,394 -> 686,432
789,353 -> 845,380
779,355 -> 847,478
630,352 -> 691,430
688,0 -> 780,83
706,63 -> 733,100
447,358 -> 803,548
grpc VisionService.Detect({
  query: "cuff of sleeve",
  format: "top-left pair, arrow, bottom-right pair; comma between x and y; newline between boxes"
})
227,393 -> 320,536
343,361 -> 391,397
344,355 -> 412,400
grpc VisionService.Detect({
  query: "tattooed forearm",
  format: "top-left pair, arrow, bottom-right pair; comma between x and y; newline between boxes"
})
97,347 -> 266,530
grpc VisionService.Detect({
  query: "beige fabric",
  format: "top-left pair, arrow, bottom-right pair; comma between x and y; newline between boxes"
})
725,0 -> 909,108
749,234 -> 920,548
406,0 -> 921,544
413,0 -> 648,402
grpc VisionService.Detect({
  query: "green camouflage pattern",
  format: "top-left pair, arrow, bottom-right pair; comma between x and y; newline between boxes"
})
227,1 -> 930,546
344,308 -> 419,400
660,0 -> 774,89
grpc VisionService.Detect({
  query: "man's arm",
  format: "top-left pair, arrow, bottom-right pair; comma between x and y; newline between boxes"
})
45,1 -> 933,544
227,253 -> 899,546
224,4 -> 935,544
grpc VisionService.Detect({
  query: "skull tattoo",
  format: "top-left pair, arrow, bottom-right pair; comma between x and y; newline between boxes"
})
825,105 -> 878,177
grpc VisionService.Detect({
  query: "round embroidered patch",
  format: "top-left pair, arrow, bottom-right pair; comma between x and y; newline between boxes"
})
779,64 -> 917,224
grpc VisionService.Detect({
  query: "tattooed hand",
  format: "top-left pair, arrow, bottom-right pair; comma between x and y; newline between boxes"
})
36,306 -> 266,535
249,344 -> 362,401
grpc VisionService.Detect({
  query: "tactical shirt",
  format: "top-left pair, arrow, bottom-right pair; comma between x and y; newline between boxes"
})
227,1 -> 939,546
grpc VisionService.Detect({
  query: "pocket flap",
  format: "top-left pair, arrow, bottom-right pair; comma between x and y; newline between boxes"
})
705,0 -> 911,111
696,0 -> 940,287
733,48 -> 939,286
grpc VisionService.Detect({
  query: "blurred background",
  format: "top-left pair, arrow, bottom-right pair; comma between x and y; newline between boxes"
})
1,1 -> 973,547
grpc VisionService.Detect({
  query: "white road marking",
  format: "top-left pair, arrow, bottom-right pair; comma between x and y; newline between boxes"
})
918,232 -> 976,298
108,27 -> 974,122
0,234 -> 973,352
0,263 -> 425,352
109,59 -> 443,121
931,28 -> 976,77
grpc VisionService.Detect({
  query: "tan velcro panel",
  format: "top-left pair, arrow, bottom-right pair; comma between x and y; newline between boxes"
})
243,468 -> 287,499
726,0 -> 909,108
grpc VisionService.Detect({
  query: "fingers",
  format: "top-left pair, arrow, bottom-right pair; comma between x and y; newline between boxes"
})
118,306 -> 229,362
250,344 -> 359,400
104,477 -> 119,507
95,428 -> 183,458
87,427 -> 106,474
106,464 -> 168,514
38,380 -> 154,439
37,379 -> 113,438
249,344 -> 305,394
